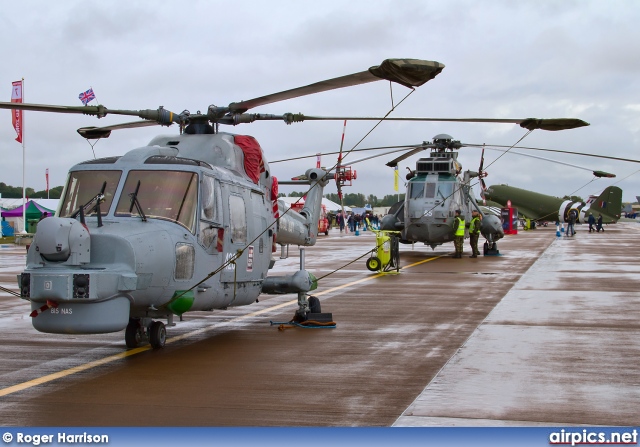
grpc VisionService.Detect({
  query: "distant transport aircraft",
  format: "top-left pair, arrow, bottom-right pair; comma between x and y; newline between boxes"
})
483,184 -> 622,224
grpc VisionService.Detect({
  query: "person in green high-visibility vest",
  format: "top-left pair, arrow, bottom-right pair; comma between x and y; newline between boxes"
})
452,209 -> 465,258
467,209 -> 482,258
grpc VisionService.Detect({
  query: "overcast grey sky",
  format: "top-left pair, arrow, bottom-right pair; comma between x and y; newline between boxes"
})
1,0 -> 639,202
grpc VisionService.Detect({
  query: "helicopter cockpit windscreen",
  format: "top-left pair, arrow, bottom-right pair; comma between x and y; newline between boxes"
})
425,182 -> 436,199
115,170 -> 198,233
437,181 -> 453,202
60,170 -> 122,218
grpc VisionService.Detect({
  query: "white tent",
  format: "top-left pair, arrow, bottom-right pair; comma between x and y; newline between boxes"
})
278,197 -> 351,213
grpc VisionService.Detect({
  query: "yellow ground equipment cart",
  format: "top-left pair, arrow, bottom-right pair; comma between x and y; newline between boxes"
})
366,230 -> 401,273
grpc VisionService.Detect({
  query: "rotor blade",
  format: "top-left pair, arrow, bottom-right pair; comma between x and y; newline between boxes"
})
385,146 -> 429,167
227,58 -> 445,113
270,144 -> 419,164
0,102 -> 183,126
0,102 -> 104,114
463,143 -> 640,165
265,116 -> 589,130
518,118 -> 590,131
77,120 -> 163,139
479,145 -> 485,172
344,147 -> 425,166
483,147 -> 616,177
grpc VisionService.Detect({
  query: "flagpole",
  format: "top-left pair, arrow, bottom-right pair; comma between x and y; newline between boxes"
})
21,77 -> 26,234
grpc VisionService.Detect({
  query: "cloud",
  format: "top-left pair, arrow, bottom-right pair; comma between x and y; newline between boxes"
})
0,0 -> 639,202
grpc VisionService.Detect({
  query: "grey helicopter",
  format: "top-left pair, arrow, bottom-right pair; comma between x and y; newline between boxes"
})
380,134 -> 506,255
0,58 -> 447,349
377,127 -> 593,255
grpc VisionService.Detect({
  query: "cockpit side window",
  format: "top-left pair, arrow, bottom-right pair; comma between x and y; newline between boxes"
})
200,175 -> 221,223
198,176 -> 222,250
437,182 -> 453,200
60,170 -> 122,218
409,182 -> 424,199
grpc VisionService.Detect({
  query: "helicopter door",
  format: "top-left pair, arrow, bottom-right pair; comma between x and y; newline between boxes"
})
249,192 -> 270,277
220,188 -> 250,283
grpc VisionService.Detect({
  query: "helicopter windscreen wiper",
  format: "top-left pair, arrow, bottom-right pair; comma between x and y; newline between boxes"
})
128,180 -> 147,222
71,181 -> 107,227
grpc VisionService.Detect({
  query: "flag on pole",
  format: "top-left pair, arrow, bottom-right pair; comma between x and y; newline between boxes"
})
393,166 -> 399,192
11,80 -> 23,143
46,168 -> 49,193
78,88 -> 96,105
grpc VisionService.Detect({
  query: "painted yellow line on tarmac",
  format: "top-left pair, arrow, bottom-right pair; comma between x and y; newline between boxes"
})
0,255 -> 444,397
0,346 -> 149,397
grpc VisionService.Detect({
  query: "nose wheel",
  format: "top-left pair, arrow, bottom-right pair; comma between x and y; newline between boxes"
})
125,318 -> 167,349
483,241 -> 500,256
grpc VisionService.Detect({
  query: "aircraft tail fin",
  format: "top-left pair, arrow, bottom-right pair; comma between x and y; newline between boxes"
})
588,186 -> 622,222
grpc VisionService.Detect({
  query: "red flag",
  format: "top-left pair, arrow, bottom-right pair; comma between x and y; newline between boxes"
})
11,80 -> 23,143
46,168 -> 49,192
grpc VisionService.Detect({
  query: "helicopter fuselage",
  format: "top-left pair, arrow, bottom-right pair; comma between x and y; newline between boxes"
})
20,132 -> 327,337
402,172 -> 466,247
381,145 -> 504,250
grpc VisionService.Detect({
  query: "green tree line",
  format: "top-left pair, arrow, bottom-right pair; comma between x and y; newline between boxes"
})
280,191 -> 405,207
0,183 -> 63,199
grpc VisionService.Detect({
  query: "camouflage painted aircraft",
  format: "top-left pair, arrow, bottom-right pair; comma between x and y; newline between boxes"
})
483,184 -> 623,224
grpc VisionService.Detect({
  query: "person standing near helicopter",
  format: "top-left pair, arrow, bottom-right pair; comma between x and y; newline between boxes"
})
467,209 -> 482,258
452,209 -> 465,258
596,213 -> 604,232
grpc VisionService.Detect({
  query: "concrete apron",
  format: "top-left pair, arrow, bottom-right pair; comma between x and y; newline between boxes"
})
395,222 -> 640,426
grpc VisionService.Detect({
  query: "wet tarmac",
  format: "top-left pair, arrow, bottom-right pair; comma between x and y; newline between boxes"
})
0,223 -> 638,426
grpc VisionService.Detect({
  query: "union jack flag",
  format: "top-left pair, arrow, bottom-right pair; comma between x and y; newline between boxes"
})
78,88 -> 96,105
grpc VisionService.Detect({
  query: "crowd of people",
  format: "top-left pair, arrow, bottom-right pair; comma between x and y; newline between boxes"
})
332,211 -> 380,233
567,210 -> 605,236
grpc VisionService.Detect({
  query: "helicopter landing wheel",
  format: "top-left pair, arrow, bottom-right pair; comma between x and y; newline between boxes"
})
149,321 -> 166,349
483,242 -> 489,255
366,256 -> 382,272
308,295 -> 321,314
125,318 -> 143,349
